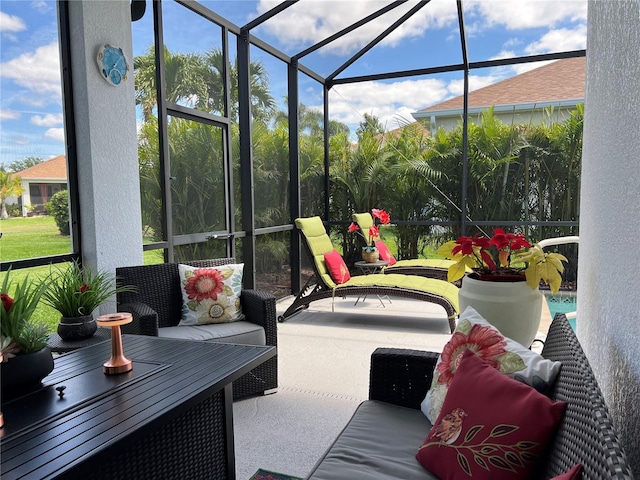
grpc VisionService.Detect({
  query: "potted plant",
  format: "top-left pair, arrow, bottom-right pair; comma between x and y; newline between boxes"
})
348,208 -> 391,263
437,229 -> 568,347
42,260 -> 134,341
1,269 -> 54,395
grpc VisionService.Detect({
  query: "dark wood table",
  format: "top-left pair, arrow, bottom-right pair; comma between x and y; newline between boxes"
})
47,328 -> 112,353
1,335 -> 275,480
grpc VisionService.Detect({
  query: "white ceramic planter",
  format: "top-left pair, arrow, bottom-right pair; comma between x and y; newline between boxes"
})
458,275 -> 543,347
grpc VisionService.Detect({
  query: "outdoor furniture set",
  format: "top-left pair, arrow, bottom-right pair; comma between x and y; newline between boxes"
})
115,258 -> 277,400
305,312 -> 635,480
278,216 -> 460,332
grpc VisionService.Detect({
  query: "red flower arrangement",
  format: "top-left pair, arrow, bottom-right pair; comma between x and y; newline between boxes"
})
349,208 -> 390,252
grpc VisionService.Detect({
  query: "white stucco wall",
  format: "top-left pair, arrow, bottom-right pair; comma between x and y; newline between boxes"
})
427,105 -> 579,133
66,0 -> 143,312
580,0 -> 640,474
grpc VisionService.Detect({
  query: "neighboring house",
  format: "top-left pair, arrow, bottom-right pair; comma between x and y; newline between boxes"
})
411,57 -> 586,132
11,155 -> 68,216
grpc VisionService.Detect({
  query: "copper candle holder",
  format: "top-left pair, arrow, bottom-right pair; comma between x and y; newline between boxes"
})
97,313 -> 133,375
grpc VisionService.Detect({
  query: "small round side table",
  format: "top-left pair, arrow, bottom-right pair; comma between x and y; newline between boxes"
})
353,260 -> 390,307
354,259 -> 389,275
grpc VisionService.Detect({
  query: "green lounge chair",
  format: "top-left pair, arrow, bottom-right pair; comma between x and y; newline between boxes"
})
352,212 -> 458,280
279,216 -> 459,333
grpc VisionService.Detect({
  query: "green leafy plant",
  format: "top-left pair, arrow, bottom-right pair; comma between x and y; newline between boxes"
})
437,228 -> 567,293
1,268 -> 50,357
44,189 -> 70,235
41,260 -> 135,318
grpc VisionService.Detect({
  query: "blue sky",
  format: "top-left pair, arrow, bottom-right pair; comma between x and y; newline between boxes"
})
0,0 -> 587,167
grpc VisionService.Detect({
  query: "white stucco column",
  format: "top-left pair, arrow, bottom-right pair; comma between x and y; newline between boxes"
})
65,0 -> 143,312
581,0 -> 640,473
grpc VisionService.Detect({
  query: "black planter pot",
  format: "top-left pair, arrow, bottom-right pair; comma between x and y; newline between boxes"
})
1,346 -> 54,398
58,315 -> 97,341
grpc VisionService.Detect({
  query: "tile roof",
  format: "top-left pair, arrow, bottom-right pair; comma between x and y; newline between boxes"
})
419,57 -> 586,113
15,154 -> 67,180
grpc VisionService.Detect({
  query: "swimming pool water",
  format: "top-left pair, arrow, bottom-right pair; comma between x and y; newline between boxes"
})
545,293 -> 577,330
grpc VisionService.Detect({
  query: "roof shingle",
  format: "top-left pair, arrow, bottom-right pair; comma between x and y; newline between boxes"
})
15,154 -> 67,180
419,57 -> 586,112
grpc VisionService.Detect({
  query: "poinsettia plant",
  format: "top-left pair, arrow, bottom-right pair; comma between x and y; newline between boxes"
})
437,228 -> 568,293
348,208 -> 391,252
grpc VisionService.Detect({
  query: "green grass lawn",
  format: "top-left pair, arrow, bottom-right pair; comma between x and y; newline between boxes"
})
1,217 -> 69,331
0,216 -> 72,261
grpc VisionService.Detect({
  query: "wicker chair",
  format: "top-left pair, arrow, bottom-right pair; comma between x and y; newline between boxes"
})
279,217 -> 459,332
115,258 -> 277,400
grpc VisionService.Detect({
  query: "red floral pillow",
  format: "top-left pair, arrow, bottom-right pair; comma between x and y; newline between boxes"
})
323,249 -> 351,284
417,350 -> 567,480
375,240 -> 396,265
551,465 -> 582,479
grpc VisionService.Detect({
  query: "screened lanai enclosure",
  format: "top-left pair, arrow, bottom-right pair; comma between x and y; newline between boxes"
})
4,0 -> 585,299
131,0 -> 582,297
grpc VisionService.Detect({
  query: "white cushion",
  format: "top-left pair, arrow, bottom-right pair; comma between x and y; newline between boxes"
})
420,306 -> 561,423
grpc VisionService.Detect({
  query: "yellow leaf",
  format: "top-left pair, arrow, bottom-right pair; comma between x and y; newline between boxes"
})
524,267 -> 540,290
448,261 -> 468,283
548,272 -> 562,294
437,241 -> 458,259
498,250 -> 509,267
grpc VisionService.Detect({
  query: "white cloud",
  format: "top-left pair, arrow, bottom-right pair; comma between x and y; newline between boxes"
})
0,11 -> 26,33
0,42 -> 62,98
0,110 -> 21,121
325,67 -> 523,136
525,25 -> 587,54
328,77 -> 448,128
255,0 -> 458,55
511,60 -> 554,75
31,1 -> 52,14
31,113 -> 63,127
44,128 -> 64,141
467,0 -> 587,30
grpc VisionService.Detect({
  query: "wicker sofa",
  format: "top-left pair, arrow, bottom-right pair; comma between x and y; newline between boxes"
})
306,314 -> 635,480
115,258 -> 277,400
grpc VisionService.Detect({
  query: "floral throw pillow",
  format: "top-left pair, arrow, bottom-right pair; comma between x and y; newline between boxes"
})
421,306 -> 561,423
417,349 -> 567,480
178,263 -> 245,325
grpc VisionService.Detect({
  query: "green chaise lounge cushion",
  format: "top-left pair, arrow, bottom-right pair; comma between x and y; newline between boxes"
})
295,216 -> 459,313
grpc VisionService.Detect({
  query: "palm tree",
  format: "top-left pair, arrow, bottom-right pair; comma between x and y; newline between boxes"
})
0,170 -> 24,219
382,123 -> 444,259
135,46 -> 208,121
135,46 -> 276,123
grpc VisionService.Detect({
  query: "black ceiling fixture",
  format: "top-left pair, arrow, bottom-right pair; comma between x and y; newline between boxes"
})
131,0 -> 146,22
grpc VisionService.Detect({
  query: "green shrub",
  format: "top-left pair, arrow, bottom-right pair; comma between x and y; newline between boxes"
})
6,204 -> 21,217
45,190 -> 70,235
